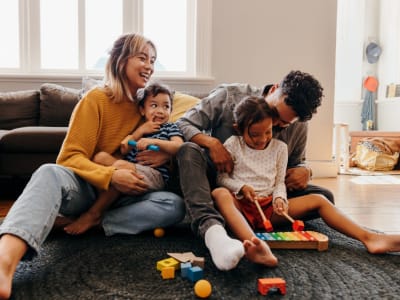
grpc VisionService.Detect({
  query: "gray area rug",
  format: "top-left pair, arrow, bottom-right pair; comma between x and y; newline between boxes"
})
11,219 -> 400,299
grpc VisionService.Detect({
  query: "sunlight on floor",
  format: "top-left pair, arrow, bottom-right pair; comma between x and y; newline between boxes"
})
350,175 -> 400,185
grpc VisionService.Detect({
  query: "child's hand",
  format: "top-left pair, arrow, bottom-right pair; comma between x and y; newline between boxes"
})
240,185 -> 257,202
136,138 -> 157,151
138,120 -> 161,135
273,197 -> 288,216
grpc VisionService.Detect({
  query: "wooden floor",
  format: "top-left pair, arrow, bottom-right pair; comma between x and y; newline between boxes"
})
313,175 -> 400,234
1,175 -> 400,233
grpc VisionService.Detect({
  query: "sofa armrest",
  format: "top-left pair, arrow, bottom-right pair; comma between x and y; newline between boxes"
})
0,126 -> 67,153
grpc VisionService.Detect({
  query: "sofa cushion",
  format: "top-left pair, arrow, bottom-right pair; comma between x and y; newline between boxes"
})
39,83 -> 81,126
0,90 -> 40,129
170,92 -> 201,122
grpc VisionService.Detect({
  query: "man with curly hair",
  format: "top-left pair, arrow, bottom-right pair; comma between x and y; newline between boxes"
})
175,70 -> 334,271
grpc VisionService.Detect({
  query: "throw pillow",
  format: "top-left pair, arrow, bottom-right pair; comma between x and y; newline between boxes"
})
0,90 -> 40,129
81,76 -> 104,97
39,83 -> 81,127
170,92 -> 200,122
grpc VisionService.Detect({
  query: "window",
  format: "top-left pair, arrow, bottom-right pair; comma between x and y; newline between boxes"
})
0,0 -> 19,68
0,0 -> 211,78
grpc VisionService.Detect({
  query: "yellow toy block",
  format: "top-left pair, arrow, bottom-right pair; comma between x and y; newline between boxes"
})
156,257 -> 180,271
161,266 -> 175,279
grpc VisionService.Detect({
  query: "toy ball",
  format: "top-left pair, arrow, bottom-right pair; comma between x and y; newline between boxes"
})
153,228 -> 165,238
194,279 -> 212,298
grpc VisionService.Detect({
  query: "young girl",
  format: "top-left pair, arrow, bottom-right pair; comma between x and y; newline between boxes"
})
212,95 -> 400,269
64,82 -> 184,235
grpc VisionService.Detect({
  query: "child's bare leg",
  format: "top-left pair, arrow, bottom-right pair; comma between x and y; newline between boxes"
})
0,234 -> 28,299
212,188 -> 278,267
288,194 -> 400,254
64,187 -> 120,235
64,152 -> 137,235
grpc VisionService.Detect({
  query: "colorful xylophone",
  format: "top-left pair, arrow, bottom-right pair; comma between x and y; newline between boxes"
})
256,230 -> 329,251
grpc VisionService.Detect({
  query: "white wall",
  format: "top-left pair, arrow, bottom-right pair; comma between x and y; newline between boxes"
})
335,0 -> 400,132
211,0 -> 337,175
0,0 -> 338,177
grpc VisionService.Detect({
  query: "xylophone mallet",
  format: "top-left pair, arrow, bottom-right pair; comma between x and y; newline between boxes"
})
254,199 -> 273,232
281,211 -> 304,231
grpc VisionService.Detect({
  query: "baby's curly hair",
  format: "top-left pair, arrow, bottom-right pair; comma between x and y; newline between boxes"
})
279,70 -> 324,121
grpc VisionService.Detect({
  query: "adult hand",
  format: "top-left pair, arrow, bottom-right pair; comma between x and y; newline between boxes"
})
111,169 -> 148,195
136,150 -> 170,168
209,139 -> 234,174
285,167 -> 310,191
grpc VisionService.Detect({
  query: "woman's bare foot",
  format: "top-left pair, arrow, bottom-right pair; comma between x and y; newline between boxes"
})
0,260 -> 13,300
0,235 -> 28,299
364,232 -> 400,254
64,211 -> 102,235
243,236 -> 278,267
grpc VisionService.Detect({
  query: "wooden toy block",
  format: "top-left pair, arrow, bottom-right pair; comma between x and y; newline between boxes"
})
187,266 -> 203,282
191,256 -> 205,269
256,230 -> 329,251
156,257 -> 180,271
167,252 -> 205,269
258,278 -> 286,295
180,262 -> 192,278
161,266 -> 175,279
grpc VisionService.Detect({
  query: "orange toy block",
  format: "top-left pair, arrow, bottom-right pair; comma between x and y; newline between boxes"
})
258,278 -> 286,295
161,266 -> 175,279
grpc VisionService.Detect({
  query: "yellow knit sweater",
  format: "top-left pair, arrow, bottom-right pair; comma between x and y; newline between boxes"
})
56,88 -> 141,190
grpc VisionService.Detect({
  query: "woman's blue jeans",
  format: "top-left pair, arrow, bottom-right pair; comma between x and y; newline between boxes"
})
0,164 -> 185,259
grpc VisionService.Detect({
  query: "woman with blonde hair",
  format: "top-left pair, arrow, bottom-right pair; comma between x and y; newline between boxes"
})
0,33 -> 185,299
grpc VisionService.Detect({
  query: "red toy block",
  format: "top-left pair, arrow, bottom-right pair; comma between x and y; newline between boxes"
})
258,278 -> 286,295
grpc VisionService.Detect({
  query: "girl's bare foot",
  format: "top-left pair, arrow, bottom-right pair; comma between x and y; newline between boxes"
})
243,236 -> 278,267
364,232 -> 400,254
64,211 -> 102,235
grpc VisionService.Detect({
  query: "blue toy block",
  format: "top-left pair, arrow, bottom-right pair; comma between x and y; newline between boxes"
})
187,266 -> 203,282
180,262 -> 192,278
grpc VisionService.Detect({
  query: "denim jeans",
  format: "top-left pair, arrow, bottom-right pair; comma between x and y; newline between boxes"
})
176,143 -> 225,239
0,164 -> 185,259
